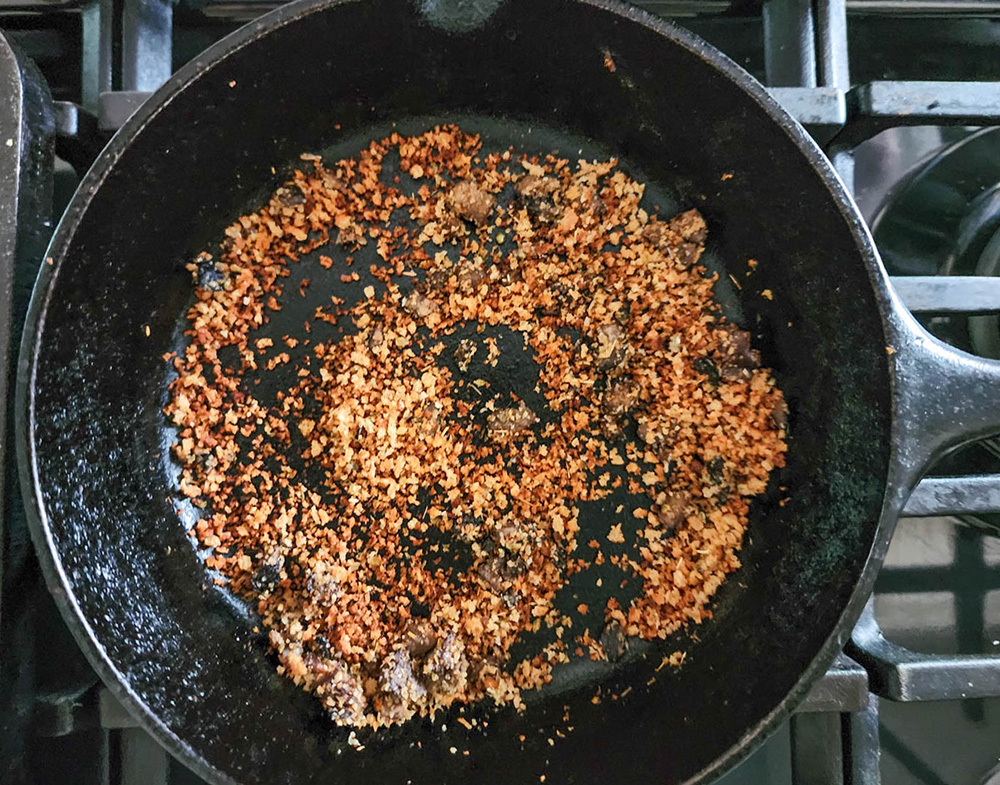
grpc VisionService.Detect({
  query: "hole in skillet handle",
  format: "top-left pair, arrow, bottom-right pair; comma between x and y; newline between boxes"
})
887,281 -> 1000,530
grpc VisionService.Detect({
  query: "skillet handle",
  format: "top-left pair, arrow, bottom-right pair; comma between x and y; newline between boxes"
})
889,292 -> 1000,525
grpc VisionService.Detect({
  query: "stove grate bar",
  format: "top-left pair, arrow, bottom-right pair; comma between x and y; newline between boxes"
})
850,600 -> 1000,701
891,275 -> 1000,315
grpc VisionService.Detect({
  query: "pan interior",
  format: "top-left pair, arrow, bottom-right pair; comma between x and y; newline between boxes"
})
25,1 -> 892,784
163,112 -> 746,709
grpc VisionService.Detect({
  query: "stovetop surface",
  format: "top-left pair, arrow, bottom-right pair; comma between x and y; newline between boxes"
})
4,2 -> 1000,784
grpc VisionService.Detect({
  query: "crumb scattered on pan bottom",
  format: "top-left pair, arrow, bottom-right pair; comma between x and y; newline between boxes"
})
164,125 -> 788,729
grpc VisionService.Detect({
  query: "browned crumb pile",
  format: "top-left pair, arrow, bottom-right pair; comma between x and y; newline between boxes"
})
165,125 -> 788,729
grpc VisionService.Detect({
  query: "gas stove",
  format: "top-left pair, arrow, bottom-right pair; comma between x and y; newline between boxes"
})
2,1 -> 1000,783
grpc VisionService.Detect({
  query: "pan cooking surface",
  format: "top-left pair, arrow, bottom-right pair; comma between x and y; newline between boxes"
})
161,114 -> 754,721
22,1 -> 894,780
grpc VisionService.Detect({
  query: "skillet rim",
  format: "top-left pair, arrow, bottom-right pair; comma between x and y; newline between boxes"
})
15,1 -> 899,783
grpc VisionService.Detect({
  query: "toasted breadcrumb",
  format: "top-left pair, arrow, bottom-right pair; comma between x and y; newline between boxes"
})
166,125 -> 787,729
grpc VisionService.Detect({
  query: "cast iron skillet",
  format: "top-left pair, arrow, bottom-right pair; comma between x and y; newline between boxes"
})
16,0 -> 1000,783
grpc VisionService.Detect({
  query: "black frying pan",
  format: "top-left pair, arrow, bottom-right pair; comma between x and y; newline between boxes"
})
16,1 -> 1000,783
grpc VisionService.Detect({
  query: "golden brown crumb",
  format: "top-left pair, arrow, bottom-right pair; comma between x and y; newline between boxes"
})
164,125 -> 787,730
